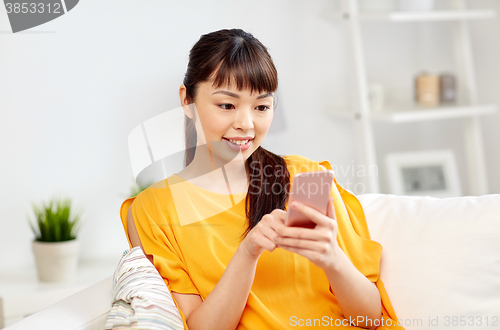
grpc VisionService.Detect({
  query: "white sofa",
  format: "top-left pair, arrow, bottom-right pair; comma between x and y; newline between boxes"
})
6,193 -> 500,330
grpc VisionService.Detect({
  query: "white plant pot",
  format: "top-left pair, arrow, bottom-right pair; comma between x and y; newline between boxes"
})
32,239 -> 80,282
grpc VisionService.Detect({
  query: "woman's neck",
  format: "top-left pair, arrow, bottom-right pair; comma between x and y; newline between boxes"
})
177,144 -> 249,194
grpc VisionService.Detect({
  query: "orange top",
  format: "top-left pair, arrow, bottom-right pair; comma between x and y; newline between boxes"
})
120,155 -> 404,329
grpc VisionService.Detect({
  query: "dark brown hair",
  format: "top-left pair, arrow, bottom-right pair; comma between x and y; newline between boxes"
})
183,28 -> 290,238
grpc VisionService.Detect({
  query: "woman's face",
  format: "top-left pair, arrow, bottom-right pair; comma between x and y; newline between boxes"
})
181,78 -> 274,163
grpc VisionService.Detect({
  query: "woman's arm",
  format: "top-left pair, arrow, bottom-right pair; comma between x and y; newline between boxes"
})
127,206 -> 204,323
323,245 -> 381,329
274,199 -> 381,329
127,205 -> 153,264
185,246 -> 259,330
127,204 -> 285,330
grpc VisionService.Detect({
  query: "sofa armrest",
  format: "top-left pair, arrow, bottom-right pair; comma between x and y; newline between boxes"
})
5,276 -> 113,330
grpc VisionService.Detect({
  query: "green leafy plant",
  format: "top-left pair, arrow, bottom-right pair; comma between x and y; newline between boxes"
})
129,180 -> 151,198
29,199 -> 82,242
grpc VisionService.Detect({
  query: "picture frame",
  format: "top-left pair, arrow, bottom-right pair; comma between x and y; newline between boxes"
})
385,149 -> 462,197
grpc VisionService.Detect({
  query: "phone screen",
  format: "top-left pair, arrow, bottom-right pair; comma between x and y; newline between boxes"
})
285,170 -> 334,228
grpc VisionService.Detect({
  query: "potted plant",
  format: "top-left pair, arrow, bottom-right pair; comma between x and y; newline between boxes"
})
28,198 -> 82,282
129,179 -> 151,197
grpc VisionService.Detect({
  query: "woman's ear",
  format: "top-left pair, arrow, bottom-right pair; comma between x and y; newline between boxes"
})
179,84 -> 194,119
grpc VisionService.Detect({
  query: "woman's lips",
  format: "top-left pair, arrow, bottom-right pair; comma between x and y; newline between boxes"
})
223,138 -> 253,151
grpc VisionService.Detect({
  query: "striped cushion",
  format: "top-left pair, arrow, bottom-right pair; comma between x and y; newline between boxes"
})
105,246 -> 184,330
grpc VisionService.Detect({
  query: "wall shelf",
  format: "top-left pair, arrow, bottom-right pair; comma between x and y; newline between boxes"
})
331,0 -> 496,195
359,9 -> 496,22
328,104 -> 498,123
326,9 -> 496,22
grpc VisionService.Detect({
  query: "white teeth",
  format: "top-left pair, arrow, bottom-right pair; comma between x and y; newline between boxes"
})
227,139 -> 249,145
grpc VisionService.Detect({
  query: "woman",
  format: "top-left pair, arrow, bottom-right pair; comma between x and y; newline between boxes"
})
120,28 -> 404,330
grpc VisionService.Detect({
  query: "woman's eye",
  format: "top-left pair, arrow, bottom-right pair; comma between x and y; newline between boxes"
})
256,105 -> 270,112
219,104 -> 234,110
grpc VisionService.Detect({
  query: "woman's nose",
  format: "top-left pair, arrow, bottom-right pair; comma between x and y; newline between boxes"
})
233,108 -> 254,131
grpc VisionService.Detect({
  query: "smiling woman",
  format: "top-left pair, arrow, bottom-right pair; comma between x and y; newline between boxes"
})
119,28 -> 405,330
180,80 -> 274,157
178,29 -> 288,238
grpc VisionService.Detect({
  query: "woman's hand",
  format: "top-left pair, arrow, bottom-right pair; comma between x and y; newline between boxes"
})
274,196 -> 341,270
239,209 -> 287,261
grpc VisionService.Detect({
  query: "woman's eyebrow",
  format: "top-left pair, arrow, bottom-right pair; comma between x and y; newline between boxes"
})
257,93 -> 273,99
212,90 -> 239,98
211,91 -> 274,99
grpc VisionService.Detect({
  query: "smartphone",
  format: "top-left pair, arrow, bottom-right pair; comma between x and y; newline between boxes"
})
285,170 -> 334,228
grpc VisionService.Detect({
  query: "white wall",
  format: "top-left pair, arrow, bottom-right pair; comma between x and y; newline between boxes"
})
1,0 -> 499,270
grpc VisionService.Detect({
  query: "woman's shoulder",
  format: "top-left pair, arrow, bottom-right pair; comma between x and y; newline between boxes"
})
129,178 -> 172,207
282,154 -> 328,173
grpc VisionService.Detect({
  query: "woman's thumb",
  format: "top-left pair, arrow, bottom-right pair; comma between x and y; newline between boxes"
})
326,196 -> 336,220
